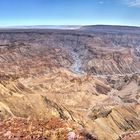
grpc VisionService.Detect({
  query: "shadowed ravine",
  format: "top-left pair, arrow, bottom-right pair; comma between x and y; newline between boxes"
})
69,50 -> 83,74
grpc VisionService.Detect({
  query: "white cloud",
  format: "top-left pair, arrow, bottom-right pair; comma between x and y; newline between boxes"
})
99,1 -> 104,4
124,0 -> 140,7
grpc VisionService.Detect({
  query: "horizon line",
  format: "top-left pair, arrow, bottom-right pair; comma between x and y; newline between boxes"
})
0,24 -> 140,28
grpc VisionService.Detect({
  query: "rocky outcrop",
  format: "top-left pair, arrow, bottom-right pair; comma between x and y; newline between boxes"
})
0,117 -> 97,140
119,131 -> 140,140
89,105 -> 140,140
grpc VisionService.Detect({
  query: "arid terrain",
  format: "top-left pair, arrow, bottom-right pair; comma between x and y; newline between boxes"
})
0,25 -> 140,140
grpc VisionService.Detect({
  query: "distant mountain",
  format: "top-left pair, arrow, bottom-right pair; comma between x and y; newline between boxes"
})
1,25 -> 140,33
80,25 -> 140,34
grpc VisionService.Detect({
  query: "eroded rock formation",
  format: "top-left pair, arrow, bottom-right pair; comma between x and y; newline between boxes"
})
0,26 -> 140,140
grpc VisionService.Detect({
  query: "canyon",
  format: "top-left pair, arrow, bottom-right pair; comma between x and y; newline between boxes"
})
0,25 -> 140,140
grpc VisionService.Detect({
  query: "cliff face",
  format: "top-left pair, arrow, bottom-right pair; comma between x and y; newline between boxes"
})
0,26 -> 140,140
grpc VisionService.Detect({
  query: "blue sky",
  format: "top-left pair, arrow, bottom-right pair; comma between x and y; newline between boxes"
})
0,0 -> 140,26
